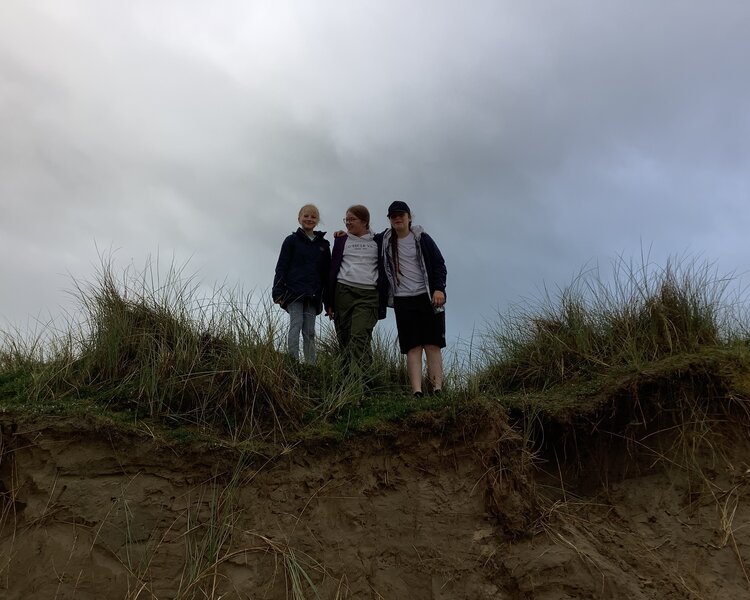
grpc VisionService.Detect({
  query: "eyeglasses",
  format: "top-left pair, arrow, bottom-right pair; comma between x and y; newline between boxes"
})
343,217 -> 361,224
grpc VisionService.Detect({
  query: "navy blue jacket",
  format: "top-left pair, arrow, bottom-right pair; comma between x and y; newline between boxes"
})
417,231 -> 447,298
273,228 -> 331,314
381,227 -> 447,307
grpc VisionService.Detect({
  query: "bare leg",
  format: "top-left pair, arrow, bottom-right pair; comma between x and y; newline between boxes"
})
406,346 -> 424,394
424,345 -> 443,391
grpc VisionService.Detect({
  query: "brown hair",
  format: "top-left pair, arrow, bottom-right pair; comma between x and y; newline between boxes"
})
346,204 -> 370,229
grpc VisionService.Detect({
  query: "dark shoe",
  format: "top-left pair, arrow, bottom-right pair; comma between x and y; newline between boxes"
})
413,391 -> 424,399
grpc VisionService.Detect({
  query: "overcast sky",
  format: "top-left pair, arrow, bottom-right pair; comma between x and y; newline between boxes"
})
2,1 -> 750,354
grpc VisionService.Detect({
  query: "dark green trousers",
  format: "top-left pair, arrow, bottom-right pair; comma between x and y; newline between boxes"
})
334,283 -> 379,371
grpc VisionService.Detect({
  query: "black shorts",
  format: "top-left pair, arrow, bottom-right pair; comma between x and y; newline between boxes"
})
393,293 -> 446,354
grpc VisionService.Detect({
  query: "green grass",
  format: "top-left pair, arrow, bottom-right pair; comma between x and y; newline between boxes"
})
2,253 -> 750,451
5,254 -> 750,600
0,256 -> 450,445
0,370 -> 33,400
492,345 -> 750,416
477,255 -> 746,393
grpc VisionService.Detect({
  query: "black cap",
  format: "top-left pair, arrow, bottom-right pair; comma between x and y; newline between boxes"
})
387,201 -> 411,217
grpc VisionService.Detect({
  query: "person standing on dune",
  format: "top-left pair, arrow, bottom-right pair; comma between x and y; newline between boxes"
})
273,204 -> 331,364
381,201 -> 447,397
325,204 -> 387,373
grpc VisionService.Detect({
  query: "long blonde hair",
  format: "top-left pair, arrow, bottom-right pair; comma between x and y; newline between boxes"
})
298,204 -> 320,220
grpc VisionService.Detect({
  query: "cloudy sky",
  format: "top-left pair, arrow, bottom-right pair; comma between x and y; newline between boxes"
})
2,1 -> 750,352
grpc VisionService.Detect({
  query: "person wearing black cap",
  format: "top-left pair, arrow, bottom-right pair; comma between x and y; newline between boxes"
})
382,201 -> 447,397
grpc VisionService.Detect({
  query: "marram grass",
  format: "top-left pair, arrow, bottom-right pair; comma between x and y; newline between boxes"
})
477,255 -> 748,392
2,253 -> 749,441
0,257 -> 410,440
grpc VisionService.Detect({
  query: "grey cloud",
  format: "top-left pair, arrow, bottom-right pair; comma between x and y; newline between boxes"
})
2,1 -> 750,347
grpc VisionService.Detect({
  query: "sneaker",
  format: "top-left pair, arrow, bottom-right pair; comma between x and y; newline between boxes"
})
413,391 -> 424,399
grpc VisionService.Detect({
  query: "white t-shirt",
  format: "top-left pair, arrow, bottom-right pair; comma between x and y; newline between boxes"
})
394,232 -> 428,297
338,232 -> 378,289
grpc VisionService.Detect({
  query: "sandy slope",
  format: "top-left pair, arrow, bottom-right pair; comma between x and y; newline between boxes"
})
1,412 -> 748,599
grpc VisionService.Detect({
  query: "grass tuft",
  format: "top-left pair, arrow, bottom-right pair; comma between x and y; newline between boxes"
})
478,255 -> 745,393
0,255 -> 420,442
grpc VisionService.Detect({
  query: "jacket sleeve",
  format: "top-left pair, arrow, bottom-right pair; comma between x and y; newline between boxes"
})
272,236 -> 294,303
375,231 -> 388,320
421,233 -> 447,297
324,237 -> 345,313
317,240 -> 332,314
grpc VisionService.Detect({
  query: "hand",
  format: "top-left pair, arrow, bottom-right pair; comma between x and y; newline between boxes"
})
333,230 -> 346,238
326,308 -> 335,319
432,291 -> 445,308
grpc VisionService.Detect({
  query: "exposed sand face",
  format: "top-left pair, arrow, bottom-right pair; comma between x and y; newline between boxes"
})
1,415 -> 749,599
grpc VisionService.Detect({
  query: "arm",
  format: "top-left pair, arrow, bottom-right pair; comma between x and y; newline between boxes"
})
324,236 -> 345,317
272,236 -> 294,304
375,230 -> 388,319
421,234 -> 447,306
318,240 -> 332,315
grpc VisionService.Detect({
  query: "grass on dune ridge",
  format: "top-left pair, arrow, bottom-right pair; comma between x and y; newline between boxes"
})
0,257 -> 430,442
4,255 -> 750,600
1,253 -> 750,445
478,255 -> 749,392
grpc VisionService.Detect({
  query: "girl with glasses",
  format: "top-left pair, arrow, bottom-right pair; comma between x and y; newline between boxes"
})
325,205 -> 387,372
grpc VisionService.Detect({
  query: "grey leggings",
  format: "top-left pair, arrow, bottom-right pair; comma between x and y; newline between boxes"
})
287,299 -> 317,364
